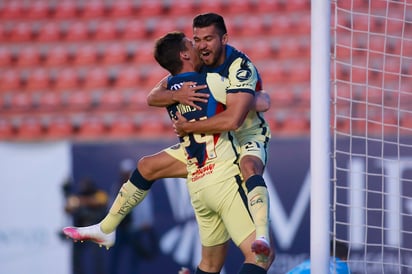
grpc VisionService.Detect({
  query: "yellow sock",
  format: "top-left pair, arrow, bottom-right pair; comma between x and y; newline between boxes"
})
100,180 -> 148,234
247,186 -> 270,240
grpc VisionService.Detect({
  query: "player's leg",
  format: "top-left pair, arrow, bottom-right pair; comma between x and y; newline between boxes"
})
239,140 -> 271,262
196,242 -> 228,274
220,175 -> 274,271
99,146 -> 187,233
63,144 -> 187,248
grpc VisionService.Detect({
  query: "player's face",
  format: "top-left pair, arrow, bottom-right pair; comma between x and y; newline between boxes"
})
193,25 -> 227,68
184,38 -> 202,72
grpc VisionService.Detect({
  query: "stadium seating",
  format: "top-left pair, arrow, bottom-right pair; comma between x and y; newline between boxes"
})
44,45 -> 70,67
53,0 -> 78,19
36,21 -> 63,42
0,0 -> 324,139
108,0 -> 135,18
44,116 -> 73,139
0,46 -> 13,68
24,69 -> 51,92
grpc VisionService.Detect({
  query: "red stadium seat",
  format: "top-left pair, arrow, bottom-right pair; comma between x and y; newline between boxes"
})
107,115 -> 137,137
81,67 -> 108,90
0,118 -> 14,140
45,116 -> 73,139
0,70 -> 21,92
98,89 -> 125,109
127,89 -> 150,110
101,43 -> 126,64
108,0 -> 135,18
244,40 -> 272,61
16,117 -> 44,139
196,0 -> 226,14
222,0 -> 251,14
16,46 -> 41,68
26,0 -> 51,19
137,115 -> 171,137
0,24 -> 6,42
132,42 -> 154,64
53,0 -> 77,19
9,22 -> 34,42
36,21 -> 62,42
255,0 -> 280,13
114,66 -> 140,88
0,46 -> 13,68
25,68 -> 50,91
9,92 -> 33,111
269,85 -> 296,106
167,0 -> 197,16
141,66 -> 168,90
146,18 -> 177,39
75,115 -> 106,138
236,16 -> 264,37
121,19 -> 147,40
53,68 -> 79,91
63,90 -> 93,110
136,0 -> 165,17
72,44 -> 98,66
79,0 -> 105,19
92,20 -> 119,41
64,21 -> 90,41
1,1 -> 24,19
36,91 -> 62,111
44,45 -> 70,67
278,112 -> 310,135
284,0 -> 310,11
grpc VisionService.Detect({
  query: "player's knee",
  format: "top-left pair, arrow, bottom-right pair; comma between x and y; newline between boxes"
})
240,156 -> 264,179
137,156 -> 158,180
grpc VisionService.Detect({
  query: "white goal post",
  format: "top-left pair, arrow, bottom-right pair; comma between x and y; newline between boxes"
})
329,0 -> 412,274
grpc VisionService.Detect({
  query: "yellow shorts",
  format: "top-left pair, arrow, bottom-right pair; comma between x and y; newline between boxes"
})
164,134 -> 269,167
188,175 -> 255,247
163,143 -> 186,163
237,133 -> 270,165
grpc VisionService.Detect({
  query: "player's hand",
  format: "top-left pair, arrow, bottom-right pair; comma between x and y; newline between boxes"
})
173,82 -> 208,110
173,112 -> 189,137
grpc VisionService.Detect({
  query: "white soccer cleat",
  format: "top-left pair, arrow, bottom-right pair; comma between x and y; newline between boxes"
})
251,236 -> 271,263
62,223 -> 115,250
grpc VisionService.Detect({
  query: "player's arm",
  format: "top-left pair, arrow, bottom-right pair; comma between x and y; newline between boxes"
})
174,58 -> 257,135
146,75 -> 208,110
255,89 -> 271,112
174,91 -> 254,135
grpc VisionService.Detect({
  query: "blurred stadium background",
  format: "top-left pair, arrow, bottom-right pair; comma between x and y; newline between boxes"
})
1,0 -> 411,274
0,0 -> 312,141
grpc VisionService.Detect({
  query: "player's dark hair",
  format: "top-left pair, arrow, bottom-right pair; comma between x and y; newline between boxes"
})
193,13 -> 227,37
153,31 -> 187,75
330,240 -> 349,261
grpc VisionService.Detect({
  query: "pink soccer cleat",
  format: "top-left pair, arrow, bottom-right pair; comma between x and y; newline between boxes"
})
251,237 -> 271,263
62,223 -> 115,250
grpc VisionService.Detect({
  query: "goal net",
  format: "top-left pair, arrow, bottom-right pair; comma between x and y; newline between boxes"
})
331,0 -> 412,273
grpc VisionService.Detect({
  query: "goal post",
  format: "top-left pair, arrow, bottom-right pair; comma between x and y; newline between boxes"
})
310,0 -> 331,274
331,0 -> 412,273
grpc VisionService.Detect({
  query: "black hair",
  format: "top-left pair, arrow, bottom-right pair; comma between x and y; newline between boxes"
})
153,31 -> 187,75
330,240 -> 349,260
192,12 -> 227,37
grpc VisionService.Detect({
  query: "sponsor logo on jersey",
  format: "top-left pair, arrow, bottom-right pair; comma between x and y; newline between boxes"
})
236,68 -> 252,81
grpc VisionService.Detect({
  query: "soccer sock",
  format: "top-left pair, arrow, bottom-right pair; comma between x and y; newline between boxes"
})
246,175 -> 270,241
195,267 -> 220,274
238,263 -> 267,274
100,168 -> 153,234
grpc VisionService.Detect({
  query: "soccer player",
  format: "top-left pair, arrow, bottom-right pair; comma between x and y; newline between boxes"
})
148,13 -> 273,263
63,13 -> 273,265
66,31 -> 268,273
